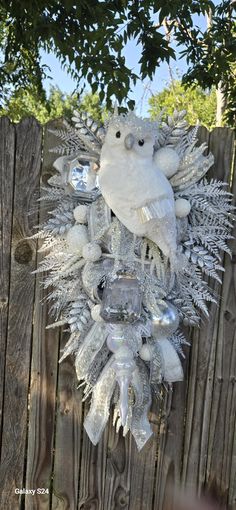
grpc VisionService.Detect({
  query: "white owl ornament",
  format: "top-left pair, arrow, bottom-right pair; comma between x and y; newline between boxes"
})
36,109 -> 233,450
99,113 -> 178,264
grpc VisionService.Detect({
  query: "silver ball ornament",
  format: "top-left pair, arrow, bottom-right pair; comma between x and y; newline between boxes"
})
151,302 -> 179,339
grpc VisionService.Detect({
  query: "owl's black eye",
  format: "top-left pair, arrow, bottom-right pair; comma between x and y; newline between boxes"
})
138,139 -> 144,146
116,131 -> 121,138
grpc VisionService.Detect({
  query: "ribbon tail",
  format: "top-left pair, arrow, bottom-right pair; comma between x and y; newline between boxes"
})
157,338 -> 183,382
84,358 -> 116,445
75,322 -> 107,381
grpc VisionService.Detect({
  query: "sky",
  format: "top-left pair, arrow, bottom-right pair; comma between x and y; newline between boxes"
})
42,43 -> 187,116
42,12 -> 207,116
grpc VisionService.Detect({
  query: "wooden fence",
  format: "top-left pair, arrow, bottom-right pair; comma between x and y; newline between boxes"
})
0,116 -> 235,510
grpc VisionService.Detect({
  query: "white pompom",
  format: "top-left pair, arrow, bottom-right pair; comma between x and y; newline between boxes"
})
73,205 -> 88,224
154,147 -> 180,178
175,198 -> 191,218
139,344 -> 154,361
82,242 -> 102,262
66,224 -> 89,254
91,304 -> 103,322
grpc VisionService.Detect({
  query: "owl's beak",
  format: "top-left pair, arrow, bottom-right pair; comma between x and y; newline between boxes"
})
124,133 -> 135,150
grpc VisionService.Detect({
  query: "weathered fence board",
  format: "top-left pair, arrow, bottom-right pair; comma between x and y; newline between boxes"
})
51,337 -> 83,510
0,117 -> 42,509
205,146 -> 236,506
182,127 -> 235,503
78,406 -> 110,510
0,119 -> 235,510
25,121 -> 61,510
103,420 -> 132,510
128,407 -> 158,510
228,153 -> 236,509
0,117 -> 15,446
182,127 -> 236,507
153,378 -> 188,509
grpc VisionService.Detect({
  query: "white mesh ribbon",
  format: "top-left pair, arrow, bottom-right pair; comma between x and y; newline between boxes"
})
150,342 -> 162,385
84,358 -> 116,445
157,338 -> 183,382
75,323 -> 108,381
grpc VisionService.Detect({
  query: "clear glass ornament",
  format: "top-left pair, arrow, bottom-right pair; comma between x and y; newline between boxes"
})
113,346 -> 135,426
100,273 -> 142,324
71,162 -> 90,190
66,158 -> 100,203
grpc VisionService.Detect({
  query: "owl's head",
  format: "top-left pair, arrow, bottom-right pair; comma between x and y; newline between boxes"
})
102,112 -> 158,159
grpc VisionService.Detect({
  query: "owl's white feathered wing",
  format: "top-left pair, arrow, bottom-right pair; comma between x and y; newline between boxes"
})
99,143 -> 177,261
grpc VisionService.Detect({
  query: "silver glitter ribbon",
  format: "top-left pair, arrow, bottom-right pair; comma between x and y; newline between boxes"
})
84,358 -> 116,445
110,218 -> 135,264
137,198 -> 174,223
150,342 -> 162,385
75,322 -> 108,381
88,195 -> 111,240
82,259 -> 113,301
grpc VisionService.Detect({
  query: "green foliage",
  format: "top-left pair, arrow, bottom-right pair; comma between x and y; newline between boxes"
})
0,86 -> 105,124
148,81 -> 219,129
179,1 -> 236,126
0,0 -> 235,120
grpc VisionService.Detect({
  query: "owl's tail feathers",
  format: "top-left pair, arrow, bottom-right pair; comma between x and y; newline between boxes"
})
169,247 -> 188,277
166,250 -> 184,291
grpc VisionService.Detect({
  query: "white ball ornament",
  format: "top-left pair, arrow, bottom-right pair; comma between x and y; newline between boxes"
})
66,224 -> 89,254
175,198 -> 191,218
91,304 -> 103,322
154,147 -> 180,178
82,242 -> 102,262
73,205 -> 88,224
139,344 -> 154,362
